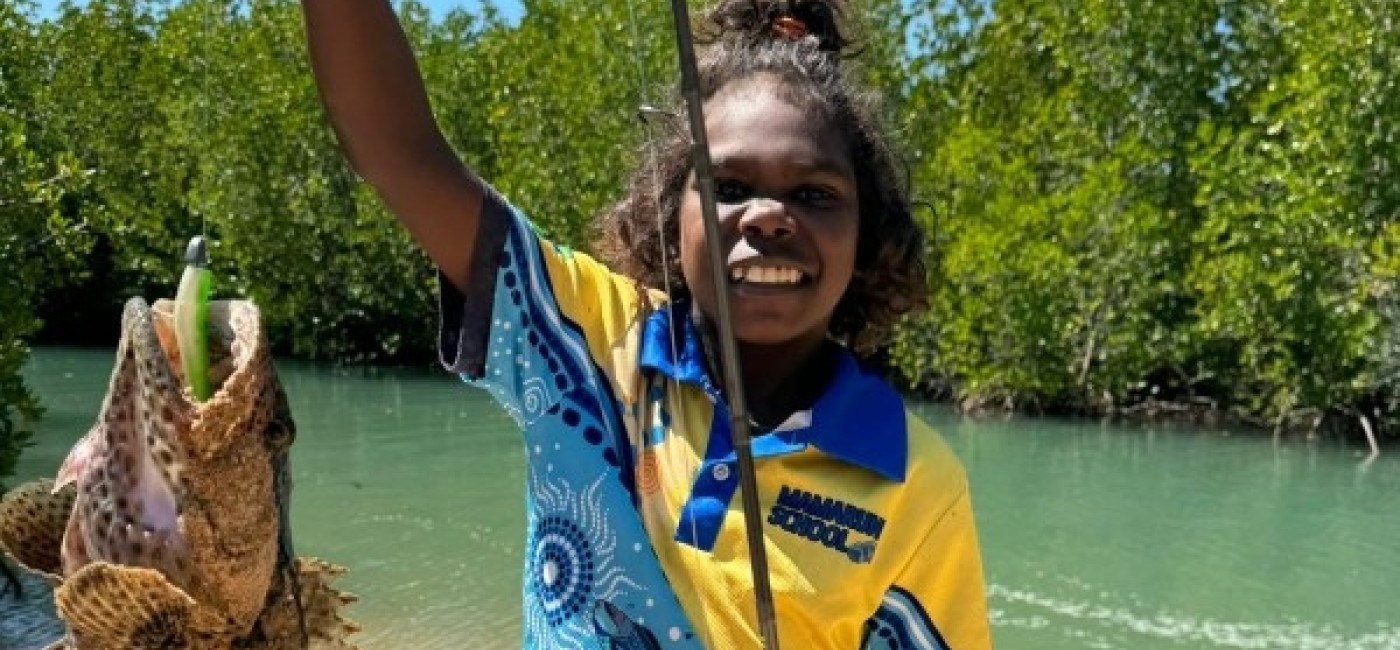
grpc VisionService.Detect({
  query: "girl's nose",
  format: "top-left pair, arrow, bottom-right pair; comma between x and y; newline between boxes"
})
738,198 -> 795,239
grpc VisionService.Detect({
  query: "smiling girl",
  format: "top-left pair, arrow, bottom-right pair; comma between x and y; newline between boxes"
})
301,1 -> 991,648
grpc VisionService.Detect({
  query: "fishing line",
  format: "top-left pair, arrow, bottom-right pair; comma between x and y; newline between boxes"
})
624,4 -> 684,382
199,0 -> 211,240
624,0 -> 691,514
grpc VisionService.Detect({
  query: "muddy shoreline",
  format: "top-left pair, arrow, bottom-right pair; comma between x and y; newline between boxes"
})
935,390 -> 1393,451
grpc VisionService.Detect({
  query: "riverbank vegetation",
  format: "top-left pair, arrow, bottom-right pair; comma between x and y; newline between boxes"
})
2,0 -> 1396,481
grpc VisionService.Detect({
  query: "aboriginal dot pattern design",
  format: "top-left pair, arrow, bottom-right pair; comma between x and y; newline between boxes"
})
461,208 -> 701,650
530,516 -> 594,627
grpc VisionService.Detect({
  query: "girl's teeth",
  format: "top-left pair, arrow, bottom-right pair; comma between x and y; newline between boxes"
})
729,267 -> 803,284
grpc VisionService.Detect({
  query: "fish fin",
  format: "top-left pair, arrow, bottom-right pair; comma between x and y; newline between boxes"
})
0,479 -> 74,579
54,425 -> 102,491
252,556 -> 360,649
300,557 -> 360,643
55,562 -> 195,650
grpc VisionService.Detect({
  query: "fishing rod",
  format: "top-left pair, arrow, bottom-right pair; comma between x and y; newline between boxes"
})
663,2 -> 781,648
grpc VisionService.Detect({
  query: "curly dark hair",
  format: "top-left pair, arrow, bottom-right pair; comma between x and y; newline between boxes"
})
593,0 -> 926,358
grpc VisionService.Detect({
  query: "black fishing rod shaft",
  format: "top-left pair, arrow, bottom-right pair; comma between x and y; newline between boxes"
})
665,1 -> 781,648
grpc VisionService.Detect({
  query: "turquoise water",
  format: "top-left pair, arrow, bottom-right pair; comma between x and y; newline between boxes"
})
12,347 -> 1400,649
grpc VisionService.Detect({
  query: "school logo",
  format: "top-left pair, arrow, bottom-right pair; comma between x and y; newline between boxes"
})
767,485 -> 885,564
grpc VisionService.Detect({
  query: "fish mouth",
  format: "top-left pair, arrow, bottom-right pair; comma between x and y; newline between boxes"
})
25,296 -> 312,646
53,300 -> 190,581
56,298 -> 255,585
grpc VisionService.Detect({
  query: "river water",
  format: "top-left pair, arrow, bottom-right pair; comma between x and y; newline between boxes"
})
11,347 -> 1400,649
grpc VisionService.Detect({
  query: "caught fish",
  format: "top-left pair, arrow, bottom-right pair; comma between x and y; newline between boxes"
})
0,297 -> 358,649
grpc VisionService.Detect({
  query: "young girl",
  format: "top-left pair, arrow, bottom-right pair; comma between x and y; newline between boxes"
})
301,1 -> 991,648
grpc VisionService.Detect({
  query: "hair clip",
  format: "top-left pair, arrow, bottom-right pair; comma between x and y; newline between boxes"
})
771,16 -> 808,41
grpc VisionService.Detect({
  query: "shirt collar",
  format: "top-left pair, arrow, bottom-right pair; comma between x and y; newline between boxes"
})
639,303 -> 907,482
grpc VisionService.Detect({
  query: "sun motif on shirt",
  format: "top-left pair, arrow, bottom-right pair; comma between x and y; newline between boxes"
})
524,470 -> 645,648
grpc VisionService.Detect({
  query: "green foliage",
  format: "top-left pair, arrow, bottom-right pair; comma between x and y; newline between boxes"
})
1184,0 -> 1398,428
170,0 -> 435,361
0,1 -> 93,485
893,0 -> 1224,413
1374,222 -> 1400,433
881,0 -> 1398,438
459,0 -> 673,245
0,0 -> 1395,445
14,0 -> 699,364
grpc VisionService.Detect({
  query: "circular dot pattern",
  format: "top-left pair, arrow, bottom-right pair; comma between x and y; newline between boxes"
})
529,516 -> 595,627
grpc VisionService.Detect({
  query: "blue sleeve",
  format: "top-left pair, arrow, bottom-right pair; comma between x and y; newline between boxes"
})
435,190 -> 647,431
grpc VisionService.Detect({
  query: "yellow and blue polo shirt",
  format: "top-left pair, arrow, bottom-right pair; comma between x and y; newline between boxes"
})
439,192 -> 992,650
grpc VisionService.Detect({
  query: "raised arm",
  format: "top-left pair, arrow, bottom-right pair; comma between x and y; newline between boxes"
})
301,0 -> 483,292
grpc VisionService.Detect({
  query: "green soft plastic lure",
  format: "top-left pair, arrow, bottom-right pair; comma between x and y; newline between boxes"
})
174,236 -> 213,402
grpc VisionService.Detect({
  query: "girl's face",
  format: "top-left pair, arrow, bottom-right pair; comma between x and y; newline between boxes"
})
678,79 -> 859,354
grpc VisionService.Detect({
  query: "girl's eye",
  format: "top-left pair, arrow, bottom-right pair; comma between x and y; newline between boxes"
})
713,179 -> 751,203
795,185 -> 838,205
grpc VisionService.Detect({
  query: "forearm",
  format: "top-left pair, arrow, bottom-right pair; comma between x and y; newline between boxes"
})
301,0 -> 482,291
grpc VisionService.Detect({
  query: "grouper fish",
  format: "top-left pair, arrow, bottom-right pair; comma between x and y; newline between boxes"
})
0,297 -> 358,650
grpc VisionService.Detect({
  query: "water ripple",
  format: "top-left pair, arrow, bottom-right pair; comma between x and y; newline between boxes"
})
990,583 -> 1400,649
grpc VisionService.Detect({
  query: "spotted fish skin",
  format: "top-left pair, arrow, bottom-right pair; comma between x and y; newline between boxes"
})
52,298 -> 286,646
1,298 -> 358,650
57,299 -> 199,590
